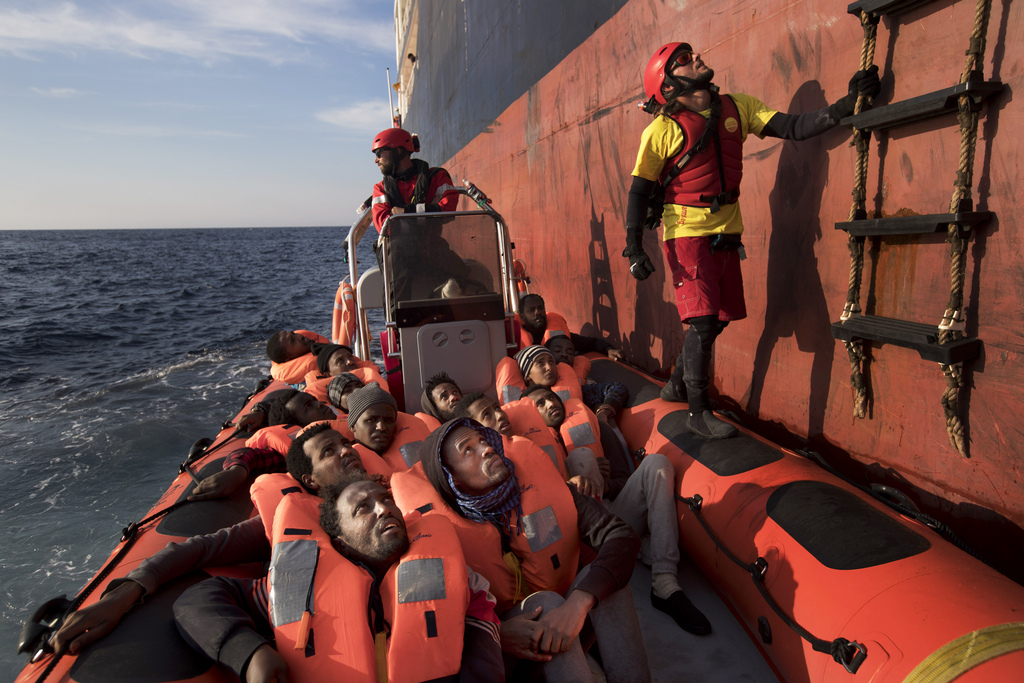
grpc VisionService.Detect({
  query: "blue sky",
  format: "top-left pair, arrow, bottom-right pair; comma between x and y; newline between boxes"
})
0,0 -> 398,230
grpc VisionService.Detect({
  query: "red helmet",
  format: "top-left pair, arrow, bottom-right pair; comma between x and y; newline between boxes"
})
643,42 -> 694,105
371,127 -> 415,154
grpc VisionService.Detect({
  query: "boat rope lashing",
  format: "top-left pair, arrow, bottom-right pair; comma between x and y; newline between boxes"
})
937,0 -> 993,458
902,621 -> 1024,683
840,9 -> 879,421
676,493 -> 867,674
31,497 -> 194,683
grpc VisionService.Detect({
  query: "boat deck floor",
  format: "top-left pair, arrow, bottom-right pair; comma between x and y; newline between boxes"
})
602,557 -> 781,682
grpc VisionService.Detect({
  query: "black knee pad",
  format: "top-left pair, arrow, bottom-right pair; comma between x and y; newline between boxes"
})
687,315 -> 719,345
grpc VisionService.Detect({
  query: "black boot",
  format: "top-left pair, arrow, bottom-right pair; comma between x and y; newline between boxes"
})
660,351 -> 687,402
683,317 -> 737,440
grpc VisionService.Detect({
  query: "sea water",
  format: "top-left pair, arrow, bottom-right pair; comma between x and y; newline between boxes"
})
0,226 -> 380,678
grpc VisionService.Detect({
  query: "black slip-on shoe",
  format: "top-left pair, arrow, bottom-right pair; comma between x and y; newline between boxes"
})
651,589 -> 713,636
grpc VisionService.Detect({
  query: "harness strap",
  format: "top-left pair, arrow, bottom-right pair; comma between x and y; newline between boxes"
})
374,631 -> 388,683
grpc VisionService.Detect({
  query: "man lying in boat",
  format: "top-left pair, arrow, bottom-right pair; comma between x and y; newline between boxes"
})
301,342 -> 389,400
49,425 -> 388,655
265,329 -> 328,385
418,370 -> 464,430
346,382 -> 432,471
175,476 -> 504,682
187,389 -> 337,501
542,337 -> 629,423
453,391 -> 602,501
457,391 -> 711,636
52,425 -> 502,681
516,293 -> 622,361
513,347 -> 607,495
393,418 -> 651,682
326,372 -> 364,413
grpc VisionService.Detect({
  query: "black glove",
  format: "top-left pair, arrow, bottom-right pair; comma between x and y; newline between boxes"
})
849,65 -> 881,100
623,229 -> 655,281
832,65 -> 881,119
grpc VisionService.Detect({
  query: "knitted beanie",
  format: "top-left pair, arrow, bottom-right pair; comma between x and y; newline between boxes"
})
311,342 -> 353,374
514,344 -> 554,380
346,382 -> 397,429
327,373 -> 364,410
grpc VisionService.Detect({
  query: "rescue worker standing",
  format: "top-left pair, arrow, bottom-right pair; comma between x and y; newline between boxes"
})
623,42 -> 880,439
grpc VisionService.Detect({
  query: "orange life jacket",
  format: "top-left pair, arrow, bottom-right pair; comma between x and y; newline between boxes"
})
270,331 -> 329,384
302,362 -> 389,404
571,356 -> 591,383
502,398 -> 567,478
559,398 -> 604,460
415,412 -> 442,432
245,424 -> 301,455
260,490 -> 467,683
495,356 -> 581,404
292,421 -> 393,481
391,450 -> 579,613
354,413 -> 432,472
514,312 -> 571,350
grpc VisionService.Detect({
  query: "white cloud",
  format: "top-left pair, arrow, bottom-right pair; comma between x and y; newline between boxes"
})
315,100 -> 392,134
0,0 -> 394,64
30,86 -> 84,97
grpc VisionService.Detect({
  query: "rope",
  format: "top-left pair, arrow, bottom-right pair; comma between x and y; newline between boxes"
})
676,494 -> 866,674
841,10 -> 878,419
32,498 -> 193,683
937,0 -> 992,458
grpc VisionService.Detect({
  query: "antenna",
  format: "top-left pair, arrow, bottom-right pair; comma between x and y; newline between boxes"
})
386,68 -> 396,128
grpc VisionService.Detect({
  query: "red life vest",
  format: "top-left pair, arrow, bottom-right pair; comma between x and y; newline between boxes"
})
261,490 -> 467,683
662,95 -> 743,208
391,451 -> 579,613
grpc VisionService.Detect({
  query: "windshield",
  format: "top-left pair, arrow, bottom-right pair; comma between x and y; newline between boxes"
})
382,212 -> 503,310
